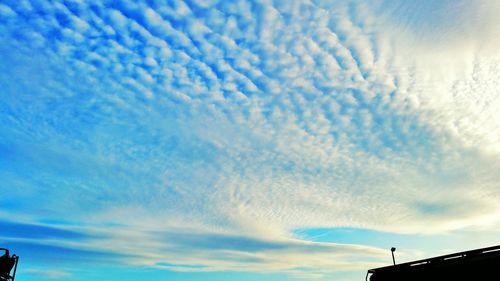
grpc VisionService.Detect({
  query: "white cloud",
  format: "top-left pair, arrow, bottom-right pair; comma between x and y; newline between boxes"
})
24,269 -> 73,279
0,3 -> 16,18
1,0 -> 500,278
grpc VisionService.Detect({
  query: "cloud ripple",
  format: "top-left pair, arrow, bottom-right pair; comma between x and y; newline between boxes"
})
1,0 -> 499,278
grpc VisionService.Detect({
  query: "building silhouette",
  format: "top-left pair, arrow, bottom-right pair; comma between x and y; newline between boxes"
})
367,245 -> 500,281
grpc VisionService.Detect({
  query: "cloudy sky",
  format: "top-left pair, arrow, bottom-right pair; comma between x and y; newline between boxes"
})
1,0 -> 500,280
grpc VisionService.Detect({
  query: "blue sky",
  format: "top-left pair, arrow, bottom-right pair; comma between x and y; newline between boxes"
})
1,0 -> 500,280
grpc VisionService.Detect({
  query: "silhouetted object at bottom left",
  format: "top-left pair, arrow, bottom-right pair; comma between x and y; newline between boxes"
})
0,248 -> 18,281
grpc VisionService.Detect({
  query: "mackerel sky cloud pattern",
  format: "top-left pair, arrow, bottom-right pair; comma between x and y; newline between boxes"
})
1,0 -> 500,280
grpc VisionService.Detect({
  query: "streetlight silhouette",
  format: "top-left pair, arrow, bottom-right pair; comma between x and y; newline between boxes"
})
391,247 -> 396,265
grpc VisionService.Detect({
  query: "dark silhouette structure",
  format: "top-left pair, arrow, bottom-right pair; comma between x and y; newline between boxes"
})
0,249 -> 18,281
390,247 -> 396,265
367,245 -> 500,281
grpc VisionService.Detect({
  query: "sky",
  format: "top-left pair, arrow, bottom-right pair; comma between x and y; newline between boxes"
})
1,0 -> 500,280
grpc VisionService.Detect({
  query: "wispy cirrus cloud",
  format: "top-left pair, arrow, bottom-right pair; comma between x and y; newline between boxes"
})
23,268 -> 72,280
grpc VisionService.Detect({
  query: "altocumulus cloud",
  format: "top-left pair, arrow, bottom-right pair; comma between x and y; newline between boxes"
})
1,0 -> 500,278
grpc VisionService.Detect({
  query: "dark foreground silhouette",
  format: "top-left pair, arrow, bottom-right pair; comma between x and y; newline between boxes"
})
367,245 -> 500,281
0,249 -> 18,281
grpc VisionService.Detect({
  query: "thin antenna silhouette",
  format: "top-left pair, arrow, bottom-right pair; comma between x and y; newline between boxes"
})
391,247 -> 396,265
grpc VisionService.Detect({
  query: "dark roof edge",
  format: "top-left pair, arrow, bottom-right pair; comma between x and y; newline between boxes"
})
368,244 -> 500,273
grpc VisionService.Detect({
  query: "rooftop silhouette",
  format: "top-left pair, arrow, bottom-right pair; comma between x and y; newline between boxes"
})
367,245 -> 500,281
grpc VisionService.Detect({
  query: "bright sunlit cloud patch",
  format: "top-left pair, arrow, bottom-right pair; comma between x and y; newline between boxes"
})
1,0 -> 499,280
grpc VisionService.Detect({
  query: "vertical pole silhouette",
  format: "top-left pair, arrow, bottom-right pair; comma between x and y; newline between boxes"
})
391,247 -> 396,265
11,256 -> 18,281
